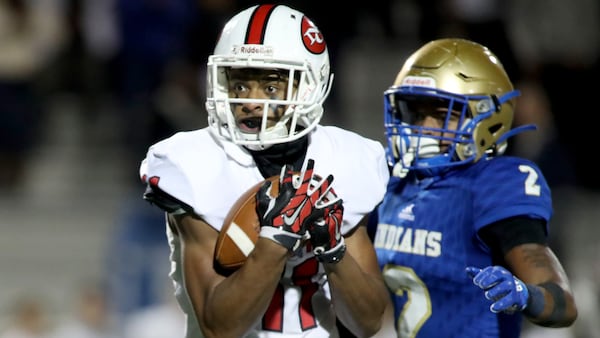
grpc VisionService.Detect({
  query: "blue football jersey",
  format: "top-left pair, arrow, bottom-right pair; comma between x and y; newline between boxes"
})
371,156 -> 552,338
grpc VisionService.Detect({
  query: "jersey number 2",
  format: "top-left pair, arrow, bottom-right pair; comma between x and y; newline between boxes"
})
519,164 -> 541,196
383,265 -> 431,338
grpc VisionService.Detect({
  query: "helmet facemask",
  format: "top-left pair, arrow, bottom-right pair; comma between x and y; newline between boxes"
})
385,86 -> 524,178
385,88 -> 471,175
206,55 -> 331,150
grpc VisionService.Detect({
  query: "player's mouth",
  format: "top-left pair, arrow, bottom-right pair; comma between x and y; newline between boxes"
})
236,117 -> 261,133
238,116 -> 279,134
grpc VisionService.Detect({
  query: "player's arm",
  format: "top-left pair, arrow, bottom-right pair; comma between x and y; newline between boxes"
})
169,212 -> 289,338
144,181 -> 290,338
322,216 -> 391,337
161,160 -> 329,338
467,217 -> 577,327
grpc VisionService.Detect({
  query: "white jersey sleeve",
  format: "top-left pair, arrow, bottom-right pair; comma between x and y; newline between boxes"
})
139,128 -> 266,231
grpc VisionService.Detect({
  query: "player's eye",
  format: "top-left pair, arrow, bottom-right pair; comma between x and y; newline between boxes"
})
264,84 -> 280,95
228,82 -> 250,97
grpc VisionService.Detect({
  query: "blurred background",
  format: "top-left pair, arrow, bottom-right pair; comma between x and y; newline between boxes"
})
0,0 -> 598,337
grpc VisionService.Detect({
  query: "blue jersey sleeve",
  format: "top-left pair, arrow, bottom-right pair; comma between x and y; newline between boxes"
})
470,156 -> 552,232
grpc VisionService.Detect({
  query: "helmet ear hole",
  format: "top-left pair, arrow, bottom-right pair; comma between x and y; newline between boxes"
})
489,123 -> 503,135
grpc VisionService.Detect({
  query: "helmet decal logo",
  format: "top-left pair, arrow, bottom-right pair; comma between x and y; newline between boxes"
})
232,44 -> 274,57
301,16 -> 326,54
401,76 -> 436,88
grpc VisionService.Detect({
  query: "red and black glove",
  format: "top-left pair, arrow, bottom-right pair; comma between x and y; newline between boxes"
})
256,159 -> 333,252
307,190 -> 345,263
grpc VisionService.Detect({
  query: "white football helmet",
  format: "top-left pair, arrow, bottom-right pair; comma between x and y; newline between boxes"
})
206,4 -> 333,149
384,38 -> 535,176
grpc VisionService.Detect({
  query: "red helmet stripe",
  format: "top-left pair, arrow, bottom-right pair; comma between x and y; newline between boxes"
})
245,4 -> 276,44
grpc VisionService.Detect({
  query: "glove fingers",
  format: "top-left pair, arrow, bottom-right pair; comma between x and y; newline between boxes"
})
468,265 -> 529,314
472,266 -> 507,289
465,266 -> 481,279
307,173 -> 332,202
484,280 -> 512,300
311,175 -> 343,208
279,164 -> 297,191
318,190 -> 342,208
296,159 -> 315,194
258,180 -> 272,197
472,274 -> 494,289
319,174 -> 335,198
491,296 -> 518,313
256,181 -> 274,218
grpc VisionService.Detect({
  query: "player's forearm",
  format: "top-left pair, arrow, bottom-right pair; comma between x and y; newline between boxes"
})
505,245 -> 578,327
523,281 -> 578,327
324,256 -> 388,337
190,239 -> 288,337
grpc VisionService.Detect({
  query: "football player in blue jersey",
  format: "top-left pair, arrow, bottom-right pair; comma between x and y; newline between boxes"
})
370,38 -> 578,337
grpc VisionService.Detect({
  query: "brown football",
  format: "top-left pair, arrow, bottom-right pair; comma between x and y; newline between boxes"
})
214,175 -> 280,270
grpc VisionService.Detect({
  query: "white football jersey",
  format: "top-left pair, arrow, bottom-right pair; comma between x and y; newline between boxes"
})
140,125 -> 389,338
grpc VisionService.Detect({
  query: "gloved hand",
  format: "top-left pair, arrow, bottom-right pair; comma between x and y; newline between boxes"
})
307,191 -> 345,263
256,159 -> 331,252
466,266 -> 529,314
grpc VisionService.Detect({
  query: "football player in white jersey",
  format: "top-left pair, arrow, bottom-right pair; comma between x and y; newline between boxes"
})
139,4 -> 391,338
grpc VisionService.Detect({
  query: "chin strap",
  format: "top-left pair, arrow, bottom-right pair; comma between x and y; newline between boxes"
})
392,149 -> 414,178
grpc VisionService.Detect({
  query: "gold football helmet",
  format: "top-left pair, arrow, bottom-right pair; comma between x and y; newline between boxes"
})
384,38 -> 534,176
